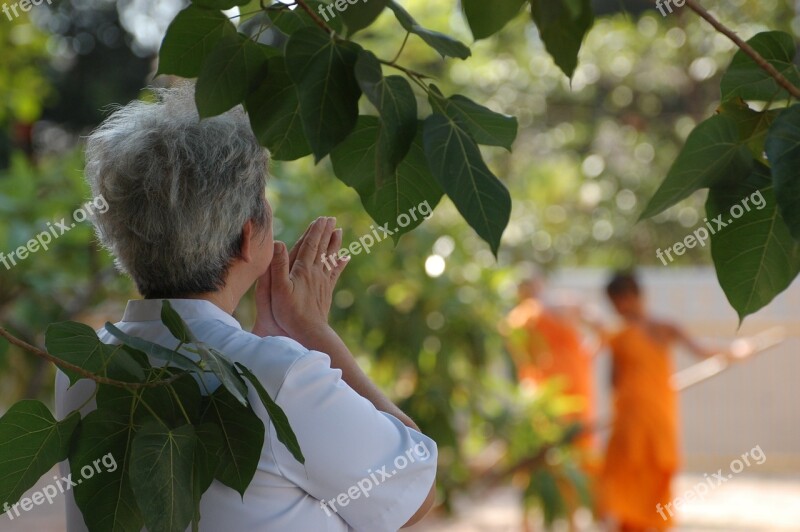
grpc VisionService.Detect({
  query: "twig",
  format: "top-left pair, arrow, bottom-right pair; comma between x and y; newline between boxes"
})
0,326 -> 179,389
684,0 -> 800,99
294,0 -> 334,34
378,59 -> 431,81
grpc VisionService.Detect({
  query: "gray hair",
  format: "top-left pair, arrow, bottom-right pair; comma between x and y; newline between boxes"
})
84,83 -> 270,298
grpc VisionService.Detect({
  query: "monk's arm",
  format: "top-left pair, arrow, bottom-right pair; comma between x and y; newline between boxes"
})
667,324 -> 717,359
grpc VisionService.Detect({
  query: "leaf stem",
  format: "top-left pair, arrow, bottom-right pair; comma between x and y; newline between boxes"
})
684,0 -> 800,99
294,0 -> 335,34
0,325 -> 179,389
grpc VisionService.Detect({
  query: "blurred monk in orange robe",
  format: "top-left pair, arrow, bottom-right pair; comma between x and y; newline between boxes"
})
599,272 -> 716,531
505,273 -> 598,451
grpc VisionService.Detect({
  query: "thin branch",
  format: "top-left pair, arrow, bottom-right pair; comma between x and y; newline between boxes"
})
390,32 -> 411,64
684,0 -> 800,99
0,326 -> 179,390
378,59 -> 431,81
294,0 -> 335,34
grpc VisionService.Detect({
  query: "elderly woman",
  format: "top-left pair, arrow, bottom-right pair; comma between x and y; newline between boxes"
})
55,85 -> 437,531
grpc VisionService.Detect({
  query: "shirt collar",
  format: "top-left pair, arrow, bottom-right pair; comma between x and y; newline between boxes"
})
121,299 -> 243,330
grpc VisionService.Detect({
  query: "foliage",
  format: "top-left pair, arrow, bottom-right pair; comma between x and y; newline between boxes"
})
0,301 -> 302,532
156,0 -> 800,320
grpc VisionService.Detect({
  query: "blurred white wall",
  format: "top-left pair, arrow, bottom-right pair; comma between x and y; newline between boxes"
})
547,267 -> 800,473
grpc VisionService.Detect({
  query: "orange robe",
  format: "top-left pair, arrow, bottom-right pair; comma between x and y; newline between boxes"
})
507,299 -> 595,448
599,325 -> 679,530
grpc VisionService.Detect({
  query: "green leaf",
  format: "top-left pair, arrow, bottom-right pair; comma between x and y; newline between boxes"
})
236,363 -> 304,464
191,423 -> 224,527
387,1 -> 471,60
130,422 -> 197,532
104,323 -> 202,374
97,371 -> 202,427
269,1 -> 345,36
765,105 -> 800,240
341,0 -> 388,35
524,468 -> 566,525
70,409 -> 143,532
718,99 -> 780,167
640,114 -> 753,219
285,27 -> 363,161
529,0 -> 593,78
707,165 -> 800,321
246,56 -> 312,161
423,113 -> 511,255
157,5 -> 237,78
354,50 -> 418,180
45,322 -> 145,385
201,386 -> 264,496
430,85 -> 518,150
159,301 -> 249,406
0,401 -> 79,506
331,117 -> 443,241
720,31 -> 800,102
462,0 -> 526,40
195,33 -> 273,118
192,0 -> 250,9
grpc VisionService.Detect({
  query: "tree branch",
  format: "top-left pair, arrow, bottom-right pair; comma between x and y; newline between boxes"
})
294,0 -> 335,34
0,326 -> 179,389
684,0 -> 800,99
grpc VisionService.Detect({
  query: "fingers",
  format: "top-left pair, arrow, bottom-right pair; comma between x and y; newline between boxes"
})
327,228 -> 343,259
270,241 -> 291,295
297,217 -> 334,266
330,250 -> 350,283
289,221 -> 315,265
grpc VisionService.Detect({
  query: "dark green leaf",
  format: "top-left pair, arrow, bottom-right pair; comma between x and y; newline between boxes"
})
285,27 -> 363,161
765,105 -> 800,240
130,423 -> 197,532
0,401 -> 79,506
354,50 -> 418,179
529,0 -> 593,78
341,0 -> 388,35
718,99 -> 780,167
97,371 -> 202,427
191,423 -> 224,527
640,114 -> 753,219
246,56 -> 312,161
160,300 -> 191,344
423,113 -> 511,255
269,1 -> 345,36
45,322 -> 145,385
71,409 -> 143,532
157,5 -> 237,78
528,468 -> 566,525
462,0 -> 526,40
236,363 -> 304,464
707,165 -> 800,320
430,85 -> 518,150
104,323 -> 202,373
331,117 -> 443,241
157,301 -> 249,406
387,1 -> 471,60
193,0 -> 250,9
201,386 -> 264,496
195,33 -> 273,118
720,31 -> 800,102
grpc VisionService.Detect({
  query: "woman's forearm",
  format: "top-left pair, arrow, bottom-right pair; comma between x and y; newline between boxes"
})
297,325 -> 420,431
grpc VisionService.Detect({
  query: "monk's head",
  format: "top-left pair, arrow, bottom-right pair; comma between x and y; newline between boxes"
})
606,271 -> 644,319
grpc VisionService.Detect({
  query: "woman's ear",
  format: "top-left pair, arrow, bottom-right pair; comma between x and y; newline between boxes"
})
239,220 -> 255,263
